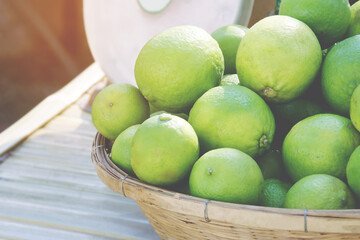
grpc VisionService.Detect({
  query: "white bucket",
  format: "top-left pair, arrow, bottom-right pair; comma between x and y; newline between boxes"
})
83,0 -> 254,85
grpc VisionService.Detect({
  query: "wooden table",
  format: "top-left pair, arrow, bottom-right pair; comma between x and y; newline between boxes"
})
0,63 -> 160,240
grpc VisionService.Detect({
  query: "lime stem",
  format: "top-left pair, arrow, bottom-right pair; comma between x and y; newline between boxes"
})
264,87 -> 277,98
259,134 -> 269,149
159,114 -> 172,121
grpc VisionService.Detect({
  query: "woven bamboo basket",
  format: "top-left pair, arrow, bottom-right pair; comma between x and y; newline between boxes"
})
91,132 -> 360,239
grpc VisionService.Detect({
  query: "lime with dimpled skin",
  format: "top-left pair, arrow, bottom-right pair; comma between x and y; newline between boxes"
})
282,114 -> 360,182
135,25 -> 224,113
347,146 -> 360,199
189,148 -> 264,205
131,113 -> 199,186
91,83 -> 149,140
188,85 -> 275,157
236,15 -> 322,103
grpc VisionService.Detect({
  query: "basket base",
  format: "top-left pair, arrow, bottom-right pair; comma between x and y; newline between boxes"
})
138,202 -> 360,240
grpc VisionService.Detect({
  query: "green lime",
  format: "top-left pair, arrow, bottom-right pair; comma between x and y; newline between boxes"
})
347,146 -> 360,199
131,113 -> 199,186
135,25 -> 224,113
284,174 -> 356,210
219,74 -> 240,86
91,83 -> 149,140
236,15 -> 322,103
282,114 -> 360,182
211,25 -> 248,74
350,85 -> 360,131
322,35 -> 360,115
256,149 -> 286,180
189,148 -> 264,204
110,124 -> 140,175
188,85 -> 275,157
346,1 -> 360,38
260,179 -> 291,208
279,0 -> 351,48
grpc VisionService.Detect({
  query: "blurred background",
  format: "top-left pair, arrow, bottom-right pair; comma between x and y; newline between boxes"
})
0,0 -> 93,131
0,0 -> 277,132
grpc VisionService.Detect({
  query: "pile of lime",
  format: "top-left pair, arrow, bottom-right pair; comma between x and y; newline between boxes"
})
92,0 -> 360,210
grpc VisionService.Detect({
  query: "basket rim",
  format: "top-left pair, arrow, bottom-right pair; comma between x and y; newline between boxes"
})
91,132 -> 360,234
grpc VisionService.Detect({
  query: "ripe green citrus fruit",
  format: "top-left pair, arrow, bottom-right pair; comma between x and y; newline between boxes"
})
131,113 -> 199,186
284,174 -> 356,210
236,15 -> 322,103
260,179 -> 291,208
279,0 -> 351,48
322,35 -> 360,115
350,85 -> 360,131
110,124 -> 140,175
188,85 -> 275,157
282,114 -> 360,182
135,25 -> 224,113
91,84 -> 149,140
189,148 -> 263,204
256,149 -> 286,180
211,25 -> 248,74
347,146 -> 360,199
219,74 -> 240,86
346,1 -> 360,38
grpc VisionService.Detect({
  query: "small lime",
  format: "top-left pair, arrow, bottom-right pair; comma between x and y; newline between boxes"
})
211,25 -> 248,74
260,179 -> 291,208
346,1 -> 360,38
279,0 -> 351,48
284,174 -> 355,210
91,83 -> 149,140
189,148 -> 263,204
131,113 -> 199,186
350,85 -> 360,131
322,35 -> 360,115
347,146 -> 360,199
111,124 -> 140,175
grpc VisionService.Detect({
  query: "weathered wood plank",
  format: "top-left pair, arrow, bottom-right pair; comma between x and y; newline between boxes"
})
0,63 -> 104,156
0,217 -> 140,240
44,116 -> 97,137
